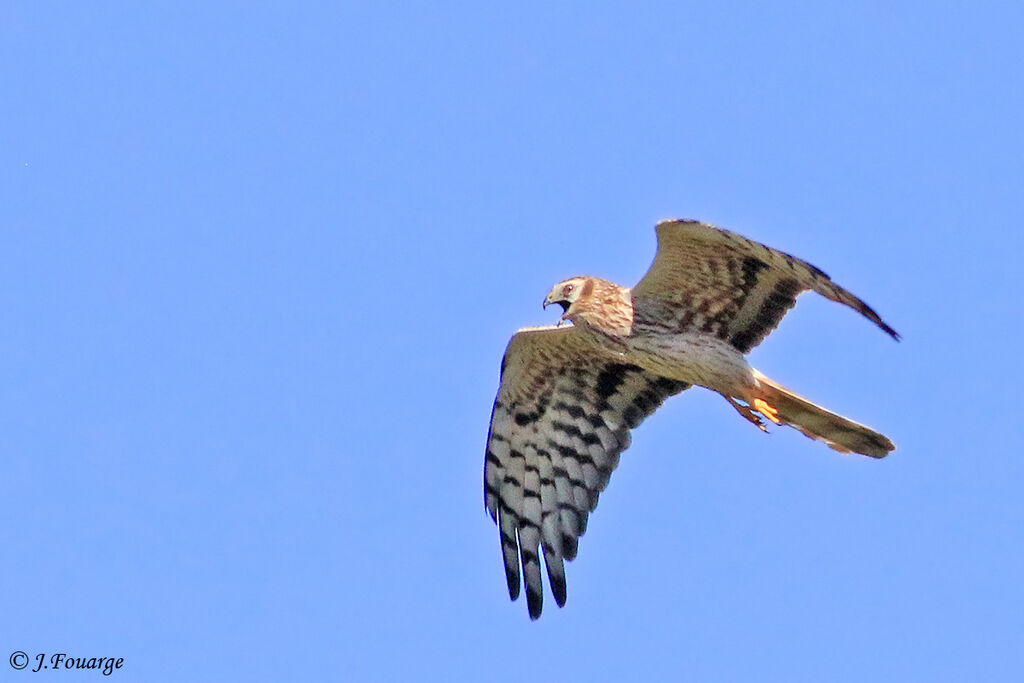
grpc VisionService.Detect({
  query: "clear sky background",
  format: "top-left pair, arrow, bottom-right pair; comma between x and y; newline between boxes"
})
2,2 -> 1022,681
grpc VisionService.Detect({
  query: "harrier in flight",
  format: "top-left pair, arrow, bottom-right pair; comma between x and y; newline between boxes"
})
483,219 -> 898,619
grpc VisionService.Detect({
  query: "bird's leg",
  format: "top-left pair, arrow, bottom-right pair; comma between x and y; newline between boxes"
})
724,396 -> 768,432
752,398 -> 782,425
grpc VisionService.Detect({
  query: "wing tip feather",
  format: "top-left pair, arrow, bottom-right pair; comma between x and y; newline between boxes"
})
526,586 -> 543,620
541,543 -> 568,607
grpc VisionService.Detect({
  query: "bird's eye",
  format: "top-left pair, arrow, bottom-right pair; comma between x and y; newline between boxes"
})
563,284 -> 574,295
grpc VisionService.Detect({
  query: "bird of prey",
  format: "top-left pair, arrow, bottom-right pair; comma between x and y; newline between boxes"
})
483,219 -> 898,619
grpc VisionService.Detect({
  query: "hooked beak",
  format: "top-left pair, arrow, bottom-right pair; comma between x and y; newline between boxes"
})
543,293 -> 569,312
543,292 -> 571,325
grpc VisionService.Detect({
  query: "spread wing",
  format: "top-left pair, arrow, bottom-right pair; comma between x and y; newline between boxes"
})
631,220 -> 899,352
484,325 -> 690,619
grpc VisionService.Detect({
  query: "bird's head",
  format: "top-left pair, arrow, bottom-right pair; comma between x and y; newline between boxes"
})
543,276 -> 590,323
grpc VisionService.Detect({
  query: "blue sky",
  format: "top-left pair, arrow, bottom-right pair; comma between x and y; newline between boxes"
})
2,2 -> 1022,680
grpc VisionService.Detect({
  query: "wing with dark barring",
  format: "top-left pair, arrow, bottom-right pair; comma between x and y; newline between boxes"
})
484,325 -> 690,619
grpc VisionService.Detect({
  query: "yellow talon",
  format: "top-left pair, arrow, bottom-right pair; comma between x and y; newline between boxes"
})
752,398 -> 782,425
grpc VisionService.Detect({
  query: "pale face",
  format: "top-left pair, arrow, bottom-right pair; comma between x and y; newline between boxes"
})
543,277 -> 588,315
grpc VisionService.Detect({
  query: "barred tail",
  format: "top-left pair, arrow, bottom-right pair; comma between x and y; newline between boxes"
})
752,370 -> 895,458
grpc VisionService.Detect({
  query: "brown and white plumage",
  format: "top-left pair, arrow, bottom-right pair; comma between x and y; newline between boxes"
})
631,220 -> 898,351
485,219 -> 898,619
484,326 -> 689,619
